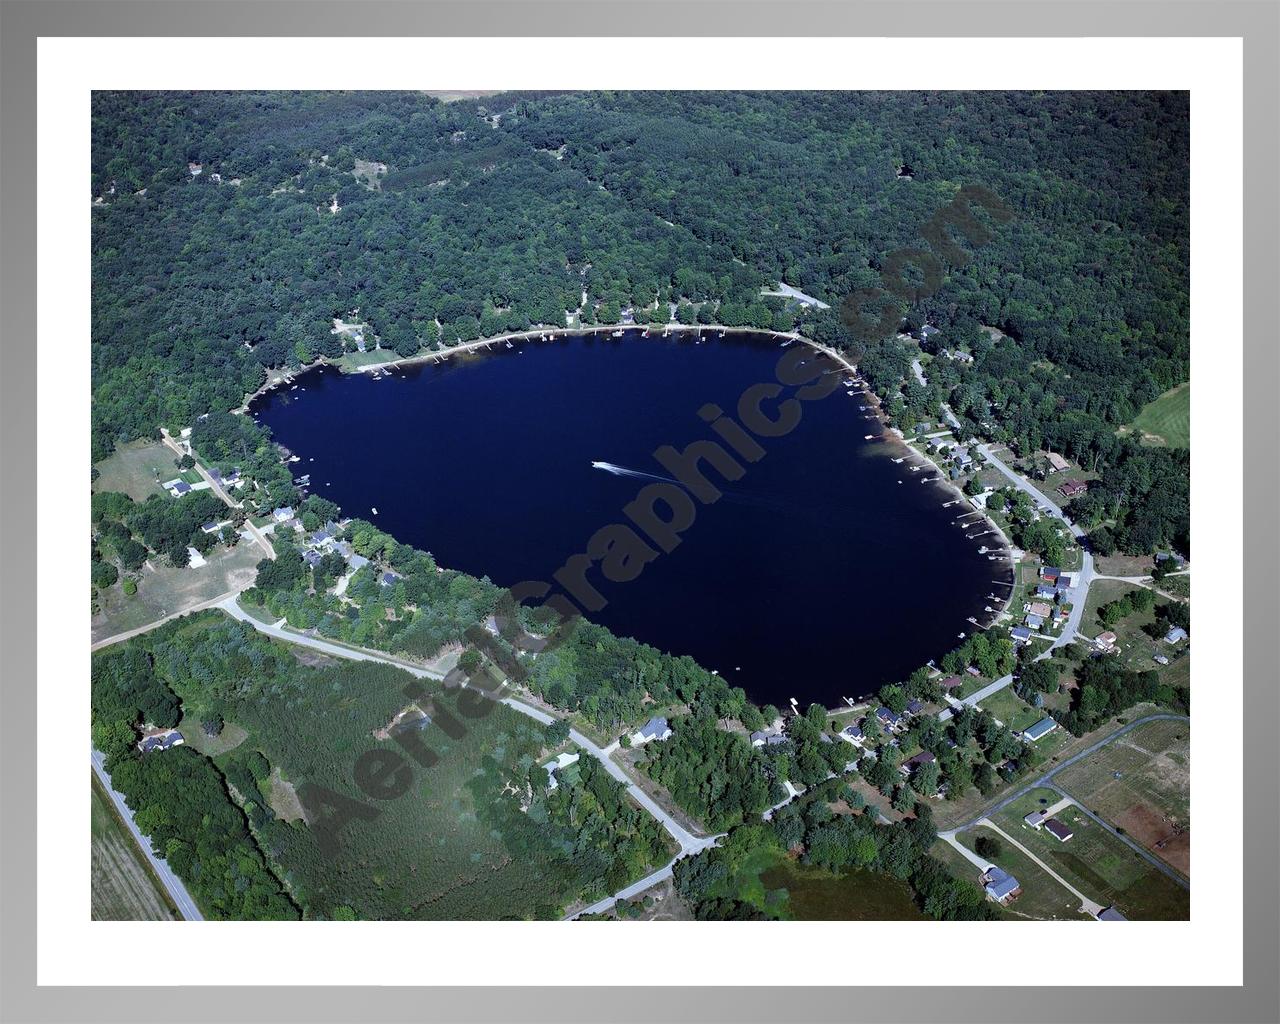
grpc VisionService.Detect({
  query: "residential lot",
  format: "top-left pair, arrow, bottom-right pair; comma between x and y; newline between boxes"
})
1055,718 -> 1190,877
995,791 -> 1188,919
955,826 -> 1093,921
91,774 -> 178,921
1079,580 -> 1191,688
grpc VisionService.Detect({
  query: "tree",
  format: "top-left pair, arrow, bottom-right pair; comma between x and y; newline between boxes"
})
974,835 -> 1002,859
543,719 -> 570,747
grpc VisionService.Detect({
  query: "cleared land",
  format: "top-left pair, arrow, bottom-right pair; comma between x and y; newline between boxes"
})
1055,718 -> 1190,877
1080,580 -> 1191,689
92,439 -> 181,501
1126,382 -> 1189,448
91,774 -> 178,921
91,541 -> 261,644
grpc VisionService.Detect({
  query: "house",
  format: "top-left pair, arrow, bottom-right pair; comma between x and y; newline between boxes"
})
1058,572 -> 1077,589
309,529 -> 332,546
966,665 -> 982,677
1022,718 -> 1058,742
905,699 -> 925,716
302,550 -> 323,568
1024,810 -> 1047,829
185,546 -> 207,568
629,716 -> 672,746
874,707 -> 902,730
1029,602 -> 1054,619
1045,452 -> 1071,473
188,161 -> 203,175
838,724 -> 863,745
163,478 -> 191,496
1155,552 -> 1186,569
1058,479 -> 1088,499
1153,654 -> 1170,666
981,866 -> 1022,904
1098,906 -> 1127,921
380,571 -> 401,588
1040,566 -> 1061,582
272,506 -> 295,523
138,728 -> 184,754
1043,817 -> 1073,842
1095,631 -> 1118,651
900,751 -> 936,775
1034,584 -> 1058,600
920,324 -> 941,341
1164,627 -> 1188,644
348,553 -> 370,570
543,751 -> 580,791
1024,613 -> 1045,630
939,675 -> 963,691
753,729 -> 787,747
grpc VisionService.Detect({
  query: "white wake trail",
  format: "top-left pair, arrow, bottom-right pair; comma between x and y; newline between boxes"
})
590,461 -> 679,484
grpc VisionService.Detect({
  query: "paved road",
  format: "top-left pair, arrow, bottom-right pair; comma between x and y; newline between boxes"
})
91,588 -> 241,652
91,750 -> 203,921
217,597 -> 715,859
567,862 -> 677,920
979,817 -> 1104,916
933,421 -> 1096,721
160,429 -> 275,560
943,713 -> 1189,835
938,713 -> 1190,913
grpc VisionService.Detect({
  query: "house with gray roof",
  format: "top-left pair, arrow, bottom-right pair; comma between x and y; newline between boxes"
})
1022,718 -> 1058,742
981,865 -> 1022,904
629,716 -> 672,746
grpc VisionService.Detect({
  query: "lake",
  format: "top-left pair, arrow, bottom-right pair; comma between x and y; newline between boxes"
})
251,331 -> 1008,709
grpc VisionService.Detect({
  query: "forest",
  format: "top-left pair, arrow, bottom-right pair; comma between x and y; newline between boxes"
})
92,90 -> 1188,558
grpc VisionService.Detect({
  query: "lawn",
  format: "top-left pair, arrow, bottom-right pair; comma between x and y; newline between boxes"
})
956,826 -> 1093,921
993,803 -> 1188,919
977,688 -> 1041,733
1054,718 -> 1190,877
91,774 -> 178,921
1079,580 -> 1191,685
1127,382 -> 1189,448
92,439 -> 180,501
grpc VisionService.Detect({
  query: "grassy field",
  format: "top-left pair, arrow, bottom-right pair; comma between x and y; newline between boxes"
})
993,801 -> 1188,919
1127,382 -> 1190,448
92,439 -> 179,501
1055,718 -> 1190,877
977,688 -> 1042,733
91,774 -> 178,921
1079,580 -> 1191,688
91,541 -> 261,643
956,826 -> 1093,921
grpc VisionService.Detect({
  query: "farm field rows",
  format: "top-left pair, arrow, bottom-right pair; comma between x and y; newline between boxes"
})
91,774 -> 178,921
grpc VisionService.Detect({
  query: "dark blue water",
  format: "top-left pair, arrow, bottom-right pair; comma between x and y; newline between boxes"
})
251,333 -> 1007,707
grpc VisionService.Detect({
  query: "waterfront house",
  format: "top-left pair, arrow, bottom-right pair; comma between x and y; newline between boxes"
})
1035,584 -> 1057,600
838,724 -> 863,745
905,699 -> 925,716
753,729 -> 787,747
1040,566 -> 1061,582
940,675 -> 964,691
874,707 -> 902,730
629,716 -> 672,746
1025,613 -> 1045,630
1029,602 -> 1053,619
272,506 -> 295,523
1012,626 -> 1033,643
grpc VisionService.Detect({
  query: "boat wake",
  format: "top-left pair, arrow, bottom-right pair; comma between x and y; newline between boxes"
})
590,461 -> 680,485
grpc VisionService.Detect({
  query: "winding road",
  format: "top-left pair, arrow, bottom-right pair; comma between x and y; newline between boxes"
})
91,750 -> 203,921
216,597 -> 717,861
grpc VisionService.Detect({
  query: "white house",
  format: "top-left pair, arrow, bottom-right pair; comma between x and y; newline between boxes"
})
629,716 -> 672,746
543,751 -> 580,791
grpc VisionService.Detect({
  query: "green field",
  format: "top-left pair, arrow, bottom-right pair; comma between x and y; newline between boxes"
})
147,613 -> 670,920
994,802 -> 1188,919
956,827 -> 1092,921
1055,719 -> 1190,877
91,774 -> 178,921
1128,383 -> 1189,448
92,439 -> 179,501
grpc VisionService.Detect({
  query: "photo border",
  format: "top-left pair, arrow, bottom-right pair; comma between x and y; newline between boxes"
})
2,2 -> 1276,1022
